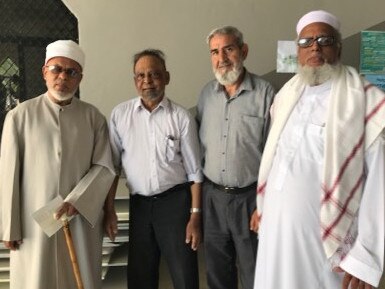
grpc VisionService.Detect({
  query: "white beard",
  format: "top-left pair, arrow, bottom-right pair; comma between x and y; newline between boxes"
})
214,61 -> 243,86
297,63 -> 341,86
48,89 -> 75,102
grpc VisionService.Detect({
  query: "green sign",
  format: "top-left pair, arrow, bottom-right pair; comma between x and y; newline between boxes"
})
360,31 -> 385,74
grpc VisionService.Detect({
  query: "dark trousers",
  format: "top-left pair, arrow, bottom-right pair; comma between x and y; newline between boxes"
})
127,184 -> 199,289
203,181 -> 258,289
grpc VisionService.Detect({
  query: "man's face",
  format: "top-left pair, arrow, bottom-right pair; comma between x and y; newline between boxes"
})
134,55 -> 169,103
43,57 -> 82,101
209,34 -> 247,85
297,22 -> 341,67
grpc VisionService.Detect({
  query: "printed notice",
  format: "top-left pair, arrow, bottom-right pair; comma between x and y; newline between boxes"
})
360,31 -> 385,74
365,74 -> 385,91
277,40 -> 298,73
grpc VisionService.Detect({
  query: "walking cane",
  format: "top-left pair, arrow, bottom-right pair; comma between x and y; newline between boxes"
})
62,217 -> 85,289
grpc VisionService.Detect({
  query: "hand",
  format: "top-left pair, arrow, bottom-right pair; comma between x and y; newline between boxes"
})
3,240 -> 22,250
54,202 -> 79,220
249,209 -> 260,233
334,267 -> 373,289
104,208 -> 118,241
185,213 -> 202,251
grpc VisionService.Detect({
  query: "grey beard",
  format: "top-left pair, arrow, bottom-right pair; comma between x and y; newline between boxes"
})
214,63 -> 243,86
143,90 -> 162,101
297,63 -> 341,86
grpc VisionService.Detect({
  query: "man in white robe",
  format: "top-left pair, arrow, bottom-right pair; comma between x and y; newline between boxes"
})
0,40 -> 116,289
253,11 -> 385,289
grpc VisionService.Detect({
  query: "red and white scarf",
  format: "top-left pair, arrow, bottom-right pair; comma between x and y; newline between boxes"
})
257,65 -> 385,258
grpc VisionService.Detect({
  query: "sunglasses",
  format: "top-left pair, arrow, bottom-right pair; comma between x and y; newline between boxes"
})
297,36 -> 335,48
45,65 -> 81,78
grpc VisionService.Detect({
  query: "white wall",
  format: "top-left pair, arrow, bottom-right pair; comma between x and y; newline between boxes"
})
62,0 -> 385,117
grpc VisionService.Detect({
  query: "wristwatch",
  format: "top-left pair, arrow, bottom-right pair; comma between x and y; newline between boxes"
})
190,207 -> 201,213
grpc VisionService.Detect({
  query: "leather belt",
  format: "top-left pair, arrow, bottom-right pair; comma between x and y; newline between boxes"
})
206,178 -> 256,194
133,182 -> 191,200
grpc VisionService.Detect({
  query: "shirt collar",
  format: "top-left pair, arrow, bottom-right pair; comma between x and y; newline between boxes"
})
134,96 -> 171,113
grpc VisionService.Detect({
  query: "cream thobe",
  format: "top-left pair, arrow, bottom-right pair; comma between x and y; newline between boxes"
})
254,83 -> 385,289
0,94 -> 115,289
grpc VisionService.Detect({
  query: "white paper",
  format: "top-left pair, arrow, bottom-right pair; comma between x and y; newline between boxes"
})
64,165 -> 115,227
277,40 -> 298,73
32,196 -> 73,237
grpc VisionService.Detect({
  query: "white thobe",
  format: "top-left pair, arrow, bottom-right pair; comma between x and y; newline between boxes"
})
0,94 -> 115,289
254,82 -> 385,289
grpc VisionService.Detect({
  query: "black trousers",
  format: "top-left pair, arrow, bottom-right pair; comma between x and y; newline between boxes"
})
203,181 -> 258,289
127,184 -> 199,289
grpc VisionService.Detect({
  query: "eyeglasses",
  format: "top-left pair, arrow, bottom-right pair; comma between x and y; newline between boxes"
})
45,65 -> 81,78
297,36 -> 335,48
134,71 -> 162,82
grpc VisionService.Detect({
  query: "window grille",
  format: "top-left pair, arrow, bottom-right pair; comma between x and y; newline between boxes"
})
0,0 -> 78,138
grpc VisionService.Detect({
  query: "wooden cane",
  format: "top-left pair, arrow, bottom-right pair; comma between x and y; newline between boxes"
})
62,218 -> 84,289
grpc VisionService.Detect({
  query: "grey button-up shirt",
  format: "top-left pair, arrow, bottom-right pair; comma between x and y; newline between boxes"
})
196,70 -> 275,187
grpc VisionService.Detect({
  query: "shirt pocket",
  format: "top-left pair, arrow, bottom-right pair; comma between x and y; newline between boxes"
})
165,138 -> 182,163
304,123 -> 325,163
237,115 -> 264,145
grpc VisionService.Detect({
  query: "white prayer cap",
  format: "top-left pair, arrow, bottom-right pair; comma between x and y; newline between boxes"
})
45,40 -> 85,69
296,10 -> 340,35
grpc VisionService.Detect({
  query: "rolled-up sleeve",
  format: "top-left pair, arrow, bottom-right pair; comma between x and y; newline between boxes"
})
180,111 -> 203,183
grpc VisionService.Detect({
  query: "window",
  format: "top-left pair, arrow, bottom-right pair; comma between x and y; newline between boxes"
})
0,0 -> 78,137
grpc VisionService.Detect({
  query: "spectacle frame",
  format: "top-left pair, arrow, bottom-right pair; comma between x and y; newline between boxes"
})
134,71 -> 163,82
297,36 -> 336,48
45,65 -> 81,78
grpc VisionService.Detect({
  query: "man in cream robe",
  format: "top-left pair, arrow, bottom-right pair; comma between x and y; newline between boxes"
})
0,40 -> 115,289
253,11 -> 385,289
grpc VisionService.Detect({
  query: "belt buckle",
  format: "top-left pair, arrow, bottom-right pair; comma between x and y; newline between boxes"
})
224,186 -> 236,193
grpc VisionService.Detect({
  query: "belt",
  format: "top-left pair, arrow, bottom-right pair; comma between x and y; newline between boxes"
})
206,178 -> 256,194
133,182 -> 191,200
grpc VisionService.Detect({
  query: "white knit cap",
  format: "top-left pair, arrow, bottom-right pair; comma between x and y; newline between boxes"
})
45,40 -> 85,69
296,10 -> 340,35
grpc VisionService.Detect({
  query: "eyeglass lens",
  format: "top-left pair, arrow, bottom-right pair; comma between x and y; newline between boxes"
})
297,36 -> 335,48
135,71 -> 162,81
46,65 -> 80,78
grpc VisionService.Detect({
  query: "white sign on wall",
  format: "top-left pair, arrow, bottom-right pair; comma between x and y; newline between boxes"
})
277,40 -> 297,73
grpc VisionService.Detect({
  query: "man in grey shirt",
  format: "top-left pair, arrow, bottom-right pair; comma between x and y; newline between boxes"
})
196,26 -> 275,289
